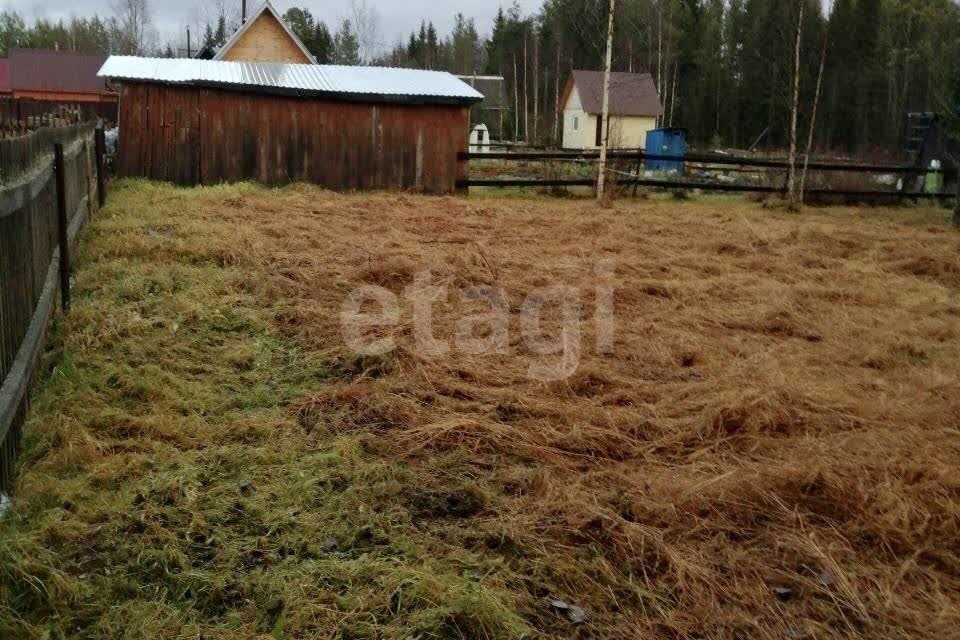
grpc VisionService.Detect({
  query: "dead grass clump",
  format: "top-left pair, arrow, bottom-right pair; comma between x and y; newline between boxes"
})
358,256 -> 418,291
889,255 -> 960,289
639,281 -> 673,299
296,382 -> 415,435
555,367 -> 617,398
699,389 -> 810,438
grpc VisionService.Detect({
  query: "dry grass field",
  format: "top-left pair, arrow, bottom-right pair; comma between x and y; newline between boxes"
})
1,181 -> 959,639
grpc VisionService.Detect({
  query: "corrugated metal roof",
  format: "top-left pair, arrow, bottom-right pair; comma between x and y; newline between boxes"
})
9,49 -> 111,95
98,57 -> 484,105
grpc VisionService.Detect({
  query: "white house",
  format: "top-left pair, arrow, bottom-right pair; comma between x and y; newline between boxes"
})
561,71 -> 663,150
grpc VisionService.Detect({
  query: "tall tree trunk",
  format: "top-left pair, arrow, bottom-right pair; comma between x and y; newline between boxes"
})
533,30 -> 539,144
800,33 -> 828,208
657,0 -> 663,127
787,0 -> 804,210
669,59 -> 678,127
952,158 -> 960,228
954,179 -> 960,229
513,55 -> 519,143
664,1 -> 674,127
499,62 -> 504,141
596,0 -> 617,202
554,40 -> 561,145
523,31 -> 529,143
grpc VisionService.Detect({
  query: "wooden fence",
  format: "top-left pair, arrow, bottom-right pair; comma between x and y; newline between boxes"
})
457,149 -> 959,201
0,123 -> 106,497
0,98 -> 118,137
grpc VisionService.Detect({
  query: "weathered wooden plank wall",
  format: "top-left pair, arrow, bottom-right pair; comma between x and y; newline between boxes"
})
116,83 -> 469,193
0,123 -> 101,495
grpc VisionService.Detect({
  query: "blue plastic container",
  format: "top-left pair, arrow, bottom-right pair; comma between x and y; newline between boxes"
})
645,128 -> 687,173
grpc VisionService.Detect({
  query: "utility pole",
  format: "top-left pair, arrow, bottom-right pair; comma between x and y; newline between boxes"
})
596,0 -> 617,202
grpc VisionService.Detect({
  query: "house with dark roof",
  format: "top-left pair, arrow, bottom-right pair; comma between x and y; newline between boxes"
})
4,48 -> 116,105
560,71 -> 663,150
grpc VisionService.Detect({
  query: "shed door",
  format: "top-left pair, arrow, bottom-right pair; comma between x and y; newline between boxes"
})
595,115 -> 603,147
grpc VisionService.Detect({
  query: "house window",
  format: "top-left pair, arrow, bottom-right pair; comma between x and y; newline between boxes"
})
573,116 -> 579,131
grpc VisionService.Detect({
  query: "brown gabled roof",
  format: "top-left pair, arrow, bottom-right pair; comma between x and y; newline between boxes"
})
9,48 -> 111,95
564,70 -> 663,117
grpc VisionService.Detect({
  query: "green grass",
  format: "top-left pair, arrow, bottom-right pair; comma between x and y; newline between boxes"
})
0,181 -> 530,640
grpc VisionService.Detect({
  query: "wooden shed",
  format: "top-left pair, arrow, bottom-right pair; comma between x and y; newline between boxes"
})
98,57 -> 482,193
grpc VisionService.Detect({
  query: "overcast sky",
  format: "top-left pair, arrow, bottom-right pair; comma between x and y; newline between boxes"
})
0,0 -> 542,51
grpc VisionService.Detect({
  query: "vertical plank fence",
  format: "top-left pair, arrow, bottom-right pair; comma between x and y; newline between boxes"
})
0,123 -> 104,500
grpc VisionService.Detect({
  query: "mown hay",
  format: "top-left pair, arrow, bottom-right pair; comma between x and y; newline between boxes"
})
1,181 -> 958,639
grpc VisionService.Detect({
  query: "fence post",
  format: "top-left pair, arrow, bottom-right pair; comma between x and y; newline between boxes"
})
953,179 -> 959,229
632,150 -> 643,198
54,143 -> 71,313
95,127 -> 107,209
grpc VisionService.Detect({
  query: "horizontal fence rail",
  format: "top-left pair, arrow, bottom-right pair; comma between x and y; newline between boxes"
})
458,149 -> 959,199
459,149 -> 959,175
0,123 -> 104,498
459,176 -> 945,200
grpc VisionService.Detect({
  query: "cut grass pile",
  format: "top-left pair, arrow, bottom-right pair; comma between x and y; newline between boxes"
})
1,181 -> 959,639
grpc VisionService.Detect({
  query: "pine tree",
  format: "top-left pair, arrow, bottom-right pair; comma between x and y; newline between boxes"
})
214,15 -> 226,47
426,22 -> 438,69
333,19 -> 360,66
283,8 -> 315,53
313,22 -> 333,64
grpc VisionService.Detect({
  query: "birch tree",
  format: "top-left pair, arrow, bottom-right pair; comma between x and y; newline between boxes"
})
596,0 -> 617,202
786,0 -> 804,210
799,33 -> 828,208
